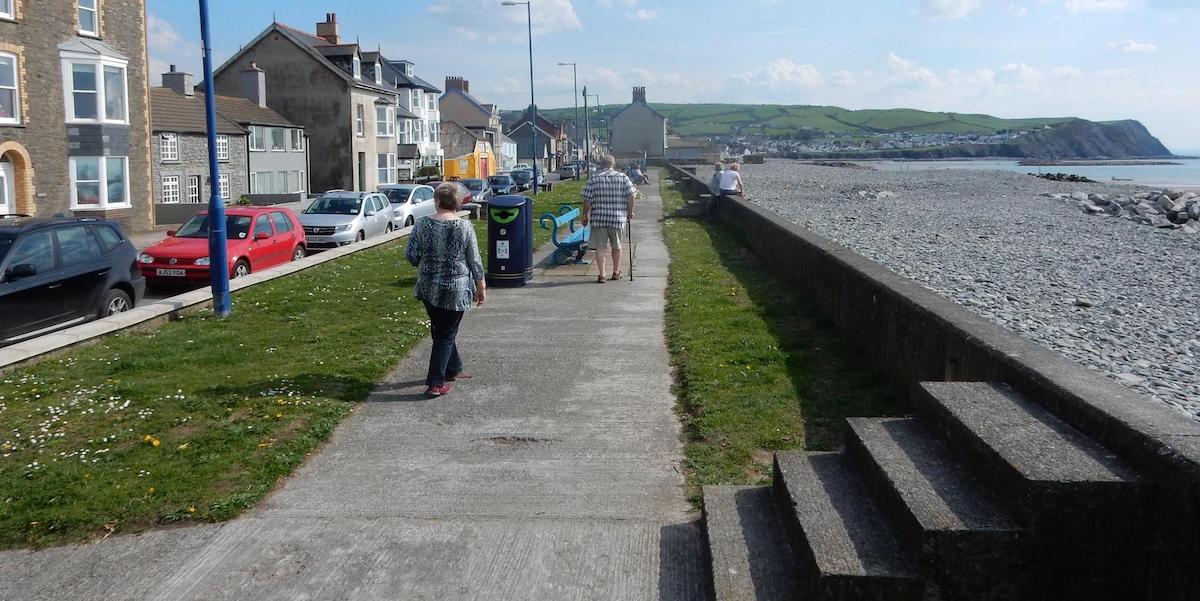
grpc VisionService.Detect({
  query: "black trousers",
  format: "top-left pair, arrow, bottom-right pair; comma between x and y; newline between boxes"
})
423,301 -> 464,387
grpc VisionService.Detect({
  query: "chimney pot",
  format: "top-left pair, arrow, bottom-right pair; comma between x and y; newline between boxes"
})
633,87 -> 647,103
316,13 -> 341,44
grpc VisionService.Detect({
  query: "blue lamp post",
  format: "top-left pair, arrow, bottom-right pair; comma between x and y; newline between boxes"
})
198,0 -> 230,316
502,0 -> 538,196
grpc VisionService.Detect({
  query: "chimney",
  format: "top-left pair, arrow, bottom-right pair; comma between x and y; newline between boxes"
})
445,76 -> 469,94
162,65 -> 194,97
316,13 -> 340,44
242,62 -> 267,107
633,87 -> 647,103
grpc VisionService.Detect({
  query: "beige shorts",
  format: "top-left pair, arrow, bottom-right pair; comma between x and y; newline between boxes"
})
588,226 -> 624,251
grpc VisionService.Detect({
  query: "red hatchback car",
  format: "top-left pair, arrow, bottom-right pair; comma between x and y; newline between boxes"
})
139,207 -> 307,286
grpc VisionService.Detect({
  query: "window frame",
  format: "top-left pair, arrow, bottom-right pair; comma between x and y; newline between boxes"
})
161,175 -> 180,204
376,105 -> 395,138
376,153 -> 395,185
352,55 -> 362,80
187,175 -> 200,203
159,132 -> 179,162
218,173 -> 230,200
61,53 -> 129,125
0,52 -> 20,125
77,0 -> 99,37
355,104 -> 365,137
249,126 -> 265,152
374,61 -> 382,85
249,172 -> 258,194
69,156 -> 130,210
269,127 -> 286,152
0,0 -> 15,21
216,134 -> 230,161
298,170 -> 305,193
289,129 -> 304,151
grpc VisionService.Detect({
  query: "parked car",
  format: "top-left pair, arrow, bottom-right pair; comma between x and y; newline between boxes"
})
510,169 -> 534,191
512,163 -> 531,172
380,184 -> 436,228
428,181 -> 474,205
1,215 -> 145,345
558,164 -> 580,181
488,175 -> 516,196
461,178 -> 492,202
139,207 -> 307,286
299,191 -> 394,249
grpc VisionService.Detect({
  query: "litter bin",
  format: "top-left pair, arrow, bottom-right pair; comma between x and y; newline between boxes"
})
486,195 -> 533,288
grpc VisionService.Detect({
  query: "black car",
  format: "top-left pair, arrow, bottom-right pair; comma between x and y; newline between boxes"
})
0,215 -> 145,346
488,175 -> 516,196
510,169 -> 534,191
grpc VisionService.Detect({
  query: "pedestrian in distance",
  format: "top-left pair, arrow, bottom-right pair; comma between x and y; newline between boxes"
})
707,163 -> 725,220
719,162 -> 745,197
405,183 -> 486,397
581,154 -> 638,284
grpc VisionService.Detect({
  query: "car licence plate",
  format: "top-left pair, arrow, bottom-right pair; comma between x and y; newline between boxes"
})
308,236 -> 328,243
156,268 -> 186,277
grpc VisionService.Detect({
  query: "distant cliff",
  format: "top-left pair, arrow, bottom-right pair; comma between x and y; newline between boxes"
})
790,119 -> 1173,160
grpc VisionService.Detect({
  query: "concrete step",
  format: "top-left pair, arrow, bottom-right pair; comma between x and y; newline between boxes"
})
773,452 -> 920,601
845,417 -> 1025,601
702,485 -> 803,601
915,382 -> 1147,600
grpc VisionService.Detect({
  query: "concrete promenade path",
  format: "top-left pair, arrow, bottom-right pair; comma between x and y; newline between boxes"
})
0,173 -> 708,601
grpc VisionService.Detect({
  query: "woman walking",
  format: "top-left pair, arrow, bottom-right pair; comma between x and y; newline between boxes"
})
406,183 -> 486,397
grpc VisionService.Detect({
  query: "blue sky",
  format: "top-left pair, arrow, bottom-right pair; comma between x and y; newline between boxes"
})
148,0 -> 1200,152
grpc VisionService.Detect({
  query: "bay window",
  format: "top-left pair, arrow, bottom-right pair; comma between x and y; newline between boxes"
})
376,105 -> 394,137
78,0 -> 99,37
70,156 -> 128,209
270,127 -> 285,151
62,55 -> 128,124
0,53 -> 18,124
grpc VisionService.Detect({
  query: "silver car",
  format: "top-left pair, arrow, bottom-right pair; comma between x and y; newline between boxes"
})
299,192 -> 394,249
379,184 -> 436,228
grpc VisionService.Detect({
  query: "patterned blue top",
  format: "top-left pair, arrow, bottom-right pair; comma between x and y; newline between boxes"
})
406,218 -> 485,312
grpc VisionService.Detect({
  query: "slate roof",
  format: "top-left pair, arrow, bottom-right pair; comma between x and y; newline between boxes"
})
442,87 -> 492,119
213,95 -> 298,128
398,144 -> 421,159
610,99 -> 667,123
150,88 -> 246,135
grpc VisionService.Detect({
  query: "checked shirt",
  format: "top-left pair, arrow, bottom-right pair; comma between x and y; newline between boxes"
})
581,168 -> 638,230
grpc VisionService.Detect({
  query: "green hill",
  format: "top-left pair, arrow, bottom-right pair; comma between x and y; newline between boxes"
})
501,104 -> 1076,138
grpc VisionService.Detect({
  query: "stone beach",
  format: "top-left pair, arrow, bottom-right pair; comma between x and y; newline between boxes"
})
742,160 -> 1200,419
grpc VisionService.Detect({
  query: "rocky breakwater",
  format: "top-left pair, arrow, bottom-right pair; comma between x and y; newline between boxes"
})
741,160 -> 1200,420
1048,189 -> 1200,233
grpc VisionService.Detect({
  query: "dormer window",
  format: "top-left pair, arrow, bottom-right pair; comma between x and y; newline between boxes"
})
374,62 -> 382,85
352,55 -> 361,80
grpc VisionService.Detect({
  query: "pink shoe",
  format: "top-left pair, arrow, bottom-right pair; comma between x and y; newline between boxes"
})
425,383 -> 455,397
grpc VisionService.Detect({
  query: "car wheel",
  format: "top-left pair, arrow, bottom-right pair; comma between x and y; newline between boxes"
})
356,231 -> 365,243
100,288 -> 132,317
386,222 -> 394,233
292,246 -> 306,261
232,259 -> 251,279
405,216 -> 414,227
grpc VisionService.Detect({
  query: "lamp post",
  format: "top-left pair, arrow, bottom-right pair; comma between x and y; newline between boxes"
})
586,93 -> 600,152
558,61 -> 578,161
199,0 -> 230,316
502,0 -> 537,195
582,86 -> 591,176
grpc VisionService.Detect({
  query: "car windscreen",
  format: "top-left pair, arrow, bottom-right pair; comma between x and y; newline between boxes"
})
305,196 -> 363,215
511,171 -> 532,182
488,176 -> 511,185
174,215 -> 255,240
463,180 -> 484,191
384,189 -> 414,203
0,234 -> 14,264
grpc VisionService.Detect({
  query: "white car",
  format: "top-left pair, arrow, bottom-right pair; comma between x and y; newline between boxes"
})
379,184 -> 437,228
299,192 -> 395,249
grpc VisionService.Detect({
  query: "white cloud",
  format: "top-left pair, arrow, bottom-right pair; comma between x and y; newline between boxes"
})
427,0 -> 582,36
1007,3 -> 1029,16
919,0 -> 983,19
1108,38 -> 1158,52
1064,0 -> 1139,13
735,58 -> 824,90
626,8 -> 658,20
146,13 -> 205,83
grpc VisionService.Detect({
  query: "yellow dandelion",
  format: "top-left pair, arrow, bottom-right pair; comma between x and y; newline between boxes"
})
177,443 -> 189,450
151,439 -> 160,447
147,487 -> 156,494
187,506 -> 196,513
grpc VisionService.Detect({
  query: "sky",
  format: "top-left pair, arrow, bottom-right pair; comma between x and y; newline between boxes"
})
147,0 -> 1200,153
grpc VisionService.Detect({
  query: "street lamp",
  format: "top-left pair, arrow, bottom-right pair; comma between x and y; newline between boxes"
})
586,93 -> 601,151
198,0 -> 230,316
558,62 -> 578,161
502,0 -> 538,195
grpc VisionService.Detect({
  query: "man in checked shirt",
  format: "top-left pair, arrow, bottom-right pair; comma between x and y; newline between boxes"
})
581,154 -> 638,283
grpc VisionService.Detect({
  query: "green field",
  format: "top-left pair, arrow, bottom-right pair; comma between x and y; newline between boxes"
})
503,103 -> 1076,139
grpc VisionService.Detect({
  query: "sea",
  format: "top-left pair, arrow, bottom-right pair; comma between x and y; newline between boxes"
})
868,158 -> 1200,188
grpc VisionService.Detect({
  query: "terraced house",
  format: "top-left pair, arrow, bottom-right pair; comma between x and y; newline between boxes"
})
0,0 -> 153,230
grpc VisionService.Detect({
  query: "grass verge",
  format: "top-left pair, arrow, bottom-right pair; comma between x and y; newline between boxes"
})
659,173 -> 904,501
0,180 -> 585,549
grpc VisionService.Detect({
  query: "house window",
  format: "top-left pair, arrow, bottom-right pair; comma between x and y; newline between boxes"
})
216,135 -> 229,161
187,175 -> 200,203
0,53 -> 19,124
249,172 -> 257,194
218,173 -> 229,199
290,170 -> 302,193
374,61 -> 382,85
298,170 -> 305,192
427,94 -> 435,111
377,153 -> 394,185
63,58 -> 128,124
289,129 -> 304,151
161,176 -> 180,204
78,0 -> 99,37
0,0 -> 14,21
249,126 -> 265,151
159,133 -> 178,162
352,55 -> 361,80
431,121 -> 439,143
276,171 -> 286,194
376,105 -> 394,137
270,127 -> 285,151
356,104 -> 365,136
412,90 -> 420,109
70,156 -> 129,209
0,160 -> 11,214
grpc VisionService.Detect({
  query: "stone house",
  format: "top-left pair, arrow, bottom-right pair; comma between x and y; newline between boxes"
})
439,77 -> 503,151
609,87 -> 667,160
207,13 -> 401,193
507,106 -> 570,173
214,64 -> 308,202
0,0 -> 154,231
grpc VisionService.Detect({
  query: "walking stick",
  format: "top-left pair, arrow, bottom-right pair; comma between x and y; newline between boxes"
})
628,219 -> 635,281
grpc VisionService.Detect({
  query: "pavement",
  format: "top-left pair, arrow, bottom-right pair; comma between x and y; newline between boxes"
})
0,172 -> 707,601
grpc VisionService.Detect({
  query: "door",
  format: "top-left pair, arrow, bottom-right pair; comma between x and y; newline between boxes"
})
480,156 -> 490,179
54,225 -> 109,319
0,160 -> 12,215
0,230 -> 64,341
269,211 -> 299,264
247,214 -> 276,268
357,153 -> 366,191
